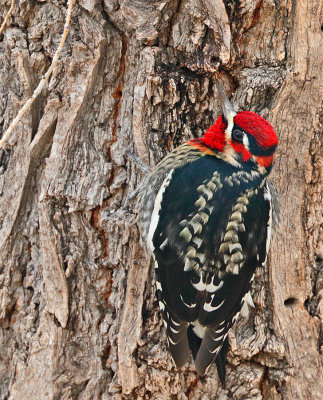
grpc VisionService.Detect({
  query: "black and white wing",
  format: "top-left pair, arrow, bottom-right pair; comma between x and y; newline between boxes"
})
140,154 -> 273,378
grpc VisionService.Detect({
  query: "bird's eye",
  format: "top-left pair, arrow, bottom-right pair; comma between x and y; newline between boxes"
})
232,129 -> 244,142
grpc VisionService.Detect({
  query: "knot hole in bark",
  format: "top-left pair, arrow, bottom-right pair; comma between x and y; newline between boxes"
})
284,297 -> 299,308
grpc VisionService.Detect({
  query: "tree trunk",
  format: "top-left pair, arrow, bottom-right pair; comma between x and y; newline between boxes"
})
0,0 -> 322,399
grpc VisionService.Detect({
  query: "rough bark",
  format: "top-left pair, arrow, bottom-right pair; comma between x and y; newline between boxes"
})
0,0 -> 322,399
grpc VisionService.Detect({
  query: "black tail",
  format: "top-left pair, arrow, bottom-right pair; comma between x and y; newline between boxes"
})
188,325 -> 229,385
215,336 -> 229,386
187,325 -> 202,360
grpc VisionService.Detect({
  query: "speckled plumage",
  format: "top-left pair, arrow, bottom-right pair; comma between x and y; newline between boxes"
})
136,142 -> 216,243
136,85 -> 279,383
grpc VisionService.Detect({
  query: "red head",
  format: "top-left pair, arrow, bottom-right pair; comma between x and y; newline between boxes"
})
201,84 -> 278,170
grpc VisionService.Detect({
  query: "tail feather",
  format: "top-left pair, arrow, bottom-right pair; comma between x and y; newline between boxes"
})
187,324 -> 202,360
195,327 -> 229,379
194,328 -> 220,375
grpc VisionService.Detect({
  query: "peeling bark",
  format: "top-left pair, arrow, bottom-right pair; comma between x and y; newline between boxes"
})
0,0 -> 322,399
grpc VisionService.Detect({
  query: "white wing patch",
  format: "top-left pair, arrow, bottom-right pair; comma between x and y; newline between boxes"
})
263,183 -> 273,266
147,169 -> 174,253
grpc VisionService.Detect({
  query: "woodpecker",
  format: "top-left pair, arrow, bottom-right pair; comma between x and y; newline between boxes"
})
136,83 -> 278,383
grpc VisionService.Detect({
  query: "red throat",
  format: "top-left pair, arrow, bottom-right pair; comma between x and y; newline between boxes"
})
255,154 -> 274,168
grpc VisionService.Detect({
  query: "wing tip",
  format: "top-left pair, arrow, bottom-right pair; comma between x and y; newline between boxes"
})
166,318 -> 190,369
168,339 -> 190,369
215,336 -> 230,386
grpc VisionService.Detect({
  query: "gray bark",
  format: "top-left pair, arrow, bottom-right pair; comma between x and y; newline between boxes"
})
0,0 -> 322,399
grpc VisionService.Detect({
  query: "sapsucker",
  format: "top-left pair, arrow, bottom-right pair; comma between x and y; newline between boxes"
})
136,83 -> 279,383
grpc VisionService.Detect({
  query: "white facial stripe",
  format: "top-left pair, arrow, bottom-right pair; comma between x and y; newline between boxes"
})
222,120 -> 247,167
242,133 -> 250,151
225,118 -> 234,141
228,126 -> 250,151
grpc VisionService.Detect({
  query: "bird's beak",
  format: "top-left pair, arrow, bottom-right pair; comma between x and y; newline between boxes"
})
215,82 -> 237,125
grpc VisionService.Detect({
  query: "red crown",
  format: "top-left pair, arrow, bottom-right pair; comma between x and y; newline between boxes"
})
234,111 -> 278,149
